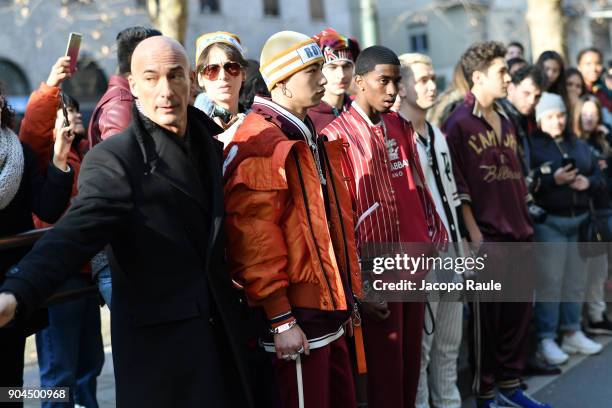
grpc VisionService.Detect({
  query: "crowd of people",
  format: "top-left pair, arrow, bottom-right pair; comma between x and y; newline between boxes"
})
0,23 -> 611,408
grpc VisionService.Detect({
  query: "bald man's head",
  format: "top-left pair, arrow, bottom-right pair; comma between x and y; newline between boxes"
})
131,36 -> 188,74
129,36 -> 191,136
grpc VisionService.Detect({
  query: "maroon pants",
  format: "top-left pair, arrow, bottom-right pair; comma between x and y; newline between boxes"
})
363,301 -> 425,408
271,335 -> 356,408
472,242 -> 534,397
473,301 -> 532,397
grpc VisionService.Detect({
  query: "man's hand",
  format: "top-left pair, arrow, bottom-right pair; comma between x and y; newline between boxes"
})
569,174 -> 590,191
52,126 -> 74,171
461,203 -> 483,253
468,227 -> 483,254
0,292 -> 18,327
46,57 -> 72,88
361,301 -> 390,322
274,324 -> 310,359
554,164 -> 578,185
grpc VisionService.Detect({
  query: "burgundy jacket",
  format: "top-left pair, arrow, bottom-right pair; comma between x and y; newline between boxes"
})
88,75 -> 133,147
443,92 -> 533,241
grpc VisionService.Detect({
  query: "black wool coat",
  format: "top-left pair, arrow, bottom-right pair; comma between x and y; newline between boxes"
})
0,141 -> 73,335
1,106 -> 253,407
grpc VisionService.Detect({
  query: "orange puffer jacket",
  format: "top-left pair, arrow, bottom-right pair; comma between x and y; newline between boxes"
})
19,82 -> 90,275
224,112 -> 362,330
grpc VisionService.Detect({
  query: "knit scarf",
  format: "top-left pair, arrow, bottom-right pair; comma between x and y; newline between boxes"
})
0,127 -> 24,209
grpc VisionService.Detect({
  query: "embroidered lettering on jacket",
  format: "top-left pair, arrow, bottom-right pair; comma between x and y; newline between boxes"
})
467,130 -> 518,155
479,154 -> 523,183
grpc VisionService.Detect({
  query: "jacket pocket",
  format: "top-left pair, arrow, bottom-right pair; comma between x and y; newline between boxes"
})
131,298 -> 201,327
354,202 -> 380,232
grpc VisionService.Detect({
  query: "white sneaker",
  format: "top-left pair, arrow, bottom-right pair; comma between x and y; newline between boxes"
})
562,331 -> 603,355
537,338 -> 569,365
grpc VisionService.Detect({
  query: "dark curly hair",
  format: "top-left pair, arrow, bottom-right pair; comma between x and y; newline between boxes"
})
460,41 -> 507,87
511,65 -> 547,90
0,86 -> 16,130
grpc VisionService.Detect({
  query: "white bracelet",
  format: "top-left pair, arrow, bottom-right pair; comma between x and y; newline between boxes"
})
270,319 -> 297,335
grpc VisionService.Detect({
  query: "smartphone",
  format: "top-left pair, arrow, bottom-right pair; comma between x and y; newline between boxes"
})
561,157 -> 576,170
65,32 -> 82,74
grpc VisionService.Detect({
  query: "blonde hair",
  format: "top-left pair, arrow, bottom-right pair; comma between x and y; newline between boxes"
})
398,53 -> 432,67
398,53 -> 432,81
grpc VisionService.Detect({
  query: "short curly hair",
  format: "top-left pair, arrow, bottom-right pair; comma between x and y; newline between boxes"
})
460,41 -> 507,88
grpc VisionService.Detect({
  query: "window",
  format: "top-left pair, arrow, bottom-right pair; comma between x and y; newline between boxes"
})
408,24 -> 428,53
263,0 -> 279,16
200,0 -> 219,13
310,0 -> 324,20
0,58 -> 30,96
409,33 -> 428,52
135,0 -> 146,7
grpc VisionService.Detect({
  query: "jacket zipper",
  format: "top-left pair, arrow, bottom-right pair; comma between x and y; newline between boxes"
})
291,150 -> 337,309
320,141 -> 356,303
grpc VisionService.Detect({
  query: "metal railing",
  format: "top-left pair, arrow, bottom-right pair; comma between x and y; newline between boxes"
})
0,228 -> 99,306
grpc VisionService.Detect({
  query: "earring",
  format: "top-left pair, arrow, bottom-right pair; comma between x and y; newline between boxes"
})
281,84 -> 293,98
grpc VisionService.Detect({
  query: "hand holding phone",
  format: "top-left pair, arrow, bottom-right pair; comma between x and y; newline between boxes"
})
65,32 -> 82,74
46,57 -> 72,88
561,157 -> 576,171
554,157 -> 578,185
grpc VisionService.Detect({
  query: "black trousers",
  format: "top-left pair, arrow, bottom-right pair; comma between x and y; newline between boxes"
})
0,327 -> 26,408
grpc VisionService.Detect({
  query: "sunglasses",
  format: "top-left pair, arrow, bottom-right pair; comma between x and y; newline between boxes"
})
200,62 -> 242,80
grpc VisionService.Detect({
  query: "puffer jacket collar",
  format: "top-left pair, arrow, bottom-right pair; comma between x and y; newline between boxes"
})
250,95 -> 317,142
223,96 -> 318,182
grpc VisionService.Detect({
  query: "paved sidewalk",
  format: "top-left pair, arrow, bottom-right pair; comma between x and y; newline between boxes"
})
22,307 -> 115,408
20,305 -> 612,407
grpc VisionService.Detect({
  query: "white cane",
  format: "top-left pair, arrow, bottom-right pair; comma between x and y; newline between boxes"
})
296,354 -> 304,408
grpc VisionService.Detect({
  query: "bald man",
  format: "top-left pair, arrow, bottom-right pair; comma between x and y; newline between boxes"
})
0,36 -> 253,407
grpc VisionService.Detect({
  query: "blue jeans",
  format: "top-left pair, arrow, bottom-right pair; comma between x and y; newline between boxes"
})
534,213 -> 589,339
35,275 -> 105,408
96,264 -> 112,309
